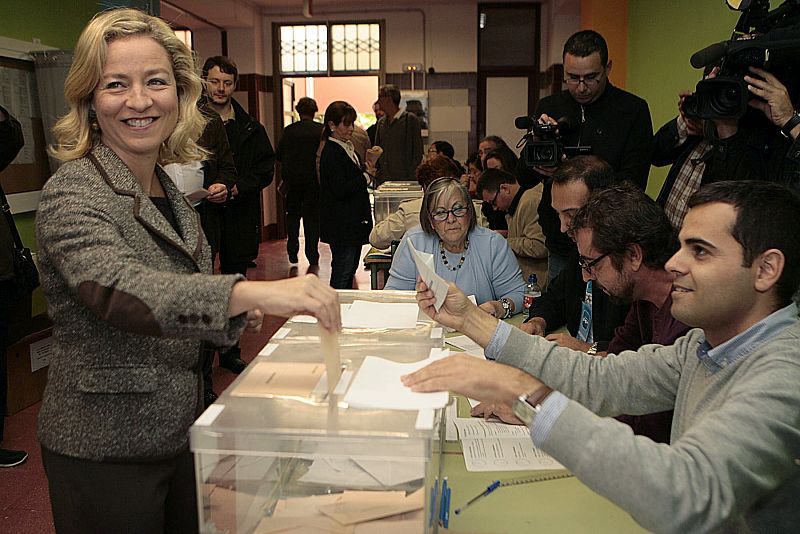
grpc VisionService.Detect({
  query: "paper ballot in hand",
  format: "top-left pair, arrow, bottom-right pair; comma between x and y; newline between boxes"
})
407,241 -> 449,311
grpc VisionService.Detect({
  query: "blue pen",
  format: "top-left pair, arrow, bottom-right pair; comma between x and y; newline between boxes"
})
454,480 -> 501,515
439,477 -> 449,523
443,486 -> 451,528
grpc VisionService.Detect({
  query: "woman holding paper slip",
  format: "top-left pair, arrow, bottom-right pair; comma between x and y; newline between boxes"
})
385,178 -> 525,318
35,9 -> 340,533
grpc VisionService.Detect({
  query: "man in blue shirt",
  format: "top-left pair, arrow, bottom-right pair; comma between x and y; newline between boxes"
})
404,180 -> 800,532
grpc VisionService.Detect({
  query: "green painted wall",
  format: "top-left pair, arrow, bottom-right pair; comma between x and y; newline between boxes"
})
1,0 -> 99,315
627,0 -> 740,197
0,0 -> 98,50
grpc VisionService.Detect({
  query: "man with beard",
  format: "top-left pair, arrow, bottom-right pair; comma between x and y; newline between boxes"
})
567,183 -> 689,442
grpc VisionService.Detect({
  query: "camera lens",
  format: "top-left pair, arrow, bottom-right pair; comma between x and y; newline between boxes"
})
710,83 -> 741,116
534,146 -> 553,161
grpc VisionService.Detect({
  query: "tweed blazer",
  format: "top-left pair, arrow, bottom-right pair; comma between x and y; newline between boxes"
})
36,144 -> 246,462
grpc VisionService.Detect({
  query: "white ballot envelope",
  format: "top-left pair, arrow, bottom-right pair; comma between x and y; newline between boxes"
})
407,241 -> 449,311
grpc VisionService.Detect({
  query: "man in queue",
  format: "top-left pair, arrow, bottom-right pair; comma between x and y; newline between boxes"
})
403,180 -> 800,532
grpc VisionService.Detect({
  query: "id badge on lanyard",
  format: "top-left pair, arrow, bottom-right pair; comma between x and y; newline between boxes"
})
576,280 -> 593,343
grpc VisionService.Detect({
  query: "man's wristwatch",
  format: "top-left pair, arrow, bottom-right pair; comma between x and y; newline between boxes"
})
512,386 -> 554,427
781,111 -> 800,139
499,298 -> 512,319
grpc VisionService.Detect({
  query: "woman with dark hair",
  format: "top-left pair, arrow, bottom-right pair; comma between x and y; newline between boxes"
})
319,101 -> 373,288
385,178 -> 524,318
483,147 -> 518,174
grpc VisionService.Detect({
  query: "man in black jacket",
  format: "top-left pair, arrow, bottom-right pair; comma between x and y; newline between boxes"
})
275,97 -> 324,265
517,30 -> 653,284
203,56 -> 275,373
521,156 -> 629,355
0,105 -> 28,467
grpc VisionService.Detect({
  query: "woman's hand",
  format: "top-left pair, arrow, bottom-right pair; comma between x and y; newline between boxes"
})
471,402 -> 524,425
478,300 -> 504,318
229,275 -> 341,332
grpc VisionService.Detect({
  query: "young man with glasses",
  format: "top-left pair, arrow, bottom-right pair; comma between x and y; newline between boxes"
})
517,30 -> 654,283
477,168 -> 548,287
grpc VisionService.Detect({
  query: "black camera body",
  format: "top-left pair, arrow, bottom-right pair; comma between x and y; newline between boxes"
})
515,116 -> 591,168
685,0 -> 800,120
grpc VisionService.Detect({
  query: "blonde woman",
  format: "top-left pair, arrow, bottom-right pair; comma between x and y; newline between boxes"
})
36,9 -> 339,533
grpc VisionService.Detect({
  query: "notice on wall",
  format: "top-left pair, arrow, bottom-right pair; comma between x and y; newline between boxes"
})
29,336 -> 52,373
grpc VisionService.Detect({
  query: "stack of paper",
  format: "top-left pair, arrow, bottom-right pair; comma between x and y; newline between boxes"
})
453,417 -> 564,472
342,300 -> 420,329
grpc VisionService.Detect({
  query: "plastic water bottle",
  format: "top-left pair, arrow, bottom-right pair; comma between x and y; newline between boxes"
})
523,274 -> 541,320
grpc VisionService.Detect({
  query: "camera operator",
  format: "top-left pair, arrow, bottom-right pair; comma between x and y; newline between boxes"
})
517,30 -> 654,283
655,66 -> 800,228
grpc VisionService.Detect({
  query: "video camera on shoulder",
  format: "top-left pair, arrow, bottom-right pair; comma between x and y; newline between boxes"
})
514,115 -> 590,168
684,0 -> 800,120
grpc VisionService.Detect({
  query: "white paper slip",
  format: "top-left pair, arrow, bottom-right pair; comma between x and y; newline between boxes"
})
344,356 -> 449,410
453,417 -> 532,439
342,300 -> 419,329
461,436 -> 564,472
408,241 -> 449,311
445,402 -> 458,441
445,335 -> 485,358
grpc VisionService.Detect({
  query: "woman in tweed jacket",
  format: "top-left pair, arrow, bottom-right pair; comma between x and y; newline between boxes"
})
35,10 -> 340,534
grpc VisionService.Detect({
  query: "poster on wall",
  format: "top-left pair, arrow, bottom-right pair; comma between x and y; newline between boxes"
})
400,90 -> 429,137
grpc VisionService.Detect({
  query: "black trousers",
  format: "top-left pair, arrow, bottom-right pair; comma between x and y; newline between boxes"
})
285,181 -> 320,264
42,447 -> 198,534
0,280 -> 11,441
329,243 -> 362,289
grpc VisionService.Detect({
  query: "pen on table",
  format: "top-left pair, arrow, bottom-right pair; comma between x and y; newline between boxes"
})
443,484 -> 451,528
429,476 -> 438,527
454,480 -> 501,515
439,476 -> 449,523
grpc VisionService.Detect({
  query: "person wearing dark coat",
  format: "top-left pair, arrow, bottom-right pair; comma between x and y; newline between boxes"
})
0,104 -> 28,468
318,101 -> 373,289
203,56 -> 276,374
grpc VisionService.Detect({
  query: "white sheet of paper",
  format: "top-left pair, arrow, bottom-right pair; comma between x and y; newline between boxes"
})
342,301 -> 419,329
298,457 -> 384,488
445,402 -> 458,441
351,458 -> 425,487
460,436 -> 565,472
445,335 -> 485,358
344,356 -> 448,410
408,241 -> 448,311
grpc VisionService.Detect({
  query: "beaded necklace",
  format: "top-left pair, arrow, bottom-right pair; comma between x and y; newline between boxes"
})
439,238 -> 469,271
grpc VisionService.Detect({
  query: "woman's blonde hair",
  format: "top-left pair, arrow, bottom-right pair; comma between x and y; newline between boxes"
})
50,8 -> 206,164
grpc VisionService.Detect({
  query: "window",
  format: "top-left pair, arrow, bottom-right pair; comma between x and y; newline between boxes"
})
278,22 -> 381,76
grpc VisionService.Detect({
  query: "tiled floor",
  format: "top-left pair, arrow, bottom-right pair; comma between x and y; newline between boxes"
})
0,234 -> 374,533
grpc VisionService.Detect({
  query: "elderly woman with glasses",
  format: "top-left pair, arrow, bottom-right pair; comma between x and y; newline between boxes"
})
385,178 -> 525,318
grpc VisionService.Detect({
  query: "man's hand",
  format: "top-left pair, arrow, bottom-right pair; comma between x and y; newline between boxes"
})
244,309 -> 263,332
745,67 -> 796,131
417,279 -> 499,346
520,316 -> 546,336
545,332 -> 591,352
206,183 -> 228,203
471,402 -> 524,425
401,354 -> 543,406
677,90 -> 703,137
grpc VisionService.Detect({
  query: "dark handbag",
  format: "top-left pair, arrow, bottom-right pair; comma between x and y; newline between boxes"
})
1,182 -> 40,300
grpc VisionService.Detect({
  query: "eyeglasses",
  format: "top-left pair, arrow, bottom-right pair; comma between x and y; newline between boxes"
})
578,251 -> 610,275
431,205 -> 469,222
563,72 -> 603,87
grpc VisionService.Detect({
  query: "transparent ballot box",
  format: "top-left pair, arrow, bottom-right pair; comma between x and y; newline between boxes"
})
192,343 -> 446,533
268,290 -> 444,351
373,181 -> 423,225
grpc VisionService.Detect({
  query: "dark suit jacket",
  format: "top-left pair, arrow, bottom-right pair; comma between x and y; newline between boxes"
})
318,140 -> 372,245
36,144 -> 246,461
